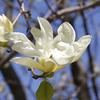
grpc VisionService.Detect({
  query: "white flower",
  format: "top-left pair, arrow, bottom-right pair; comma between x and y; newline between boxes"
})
0,14 -> 13,42
52,22 -> 91,65
5,17 -> 91,73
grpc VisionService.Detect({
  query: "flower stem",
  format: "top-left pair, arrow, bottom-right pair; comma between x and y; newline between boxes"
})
32,73 -> 44,79
32,72 -> 54,79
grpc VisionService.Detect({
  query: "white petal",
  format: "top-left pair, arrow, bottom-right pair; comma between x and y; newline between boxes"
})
37,17 -> 53,41
56,42 -> 71,51
57,22 -> 76,43
52,48 -> 74,65
31,27 -> 42,40
11,57 -> 44,70
31,18 -> 53,57
53,35 -> 61,47
12,42 -> 41,57
54,41 -> 75,55
78,35 -> 91,46
0,26 -> 4,33
72,35 -> 92,62
5,32 -> 34,46
0,27 -> 7,42
0,14 -> 13,33
31,27 -> 44,48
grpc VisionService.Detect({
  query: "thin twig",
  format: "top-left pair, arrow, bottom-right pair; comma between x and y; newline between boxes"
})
44,0 -> 57,15
17,0 -> 31,30
49,0 -> 100,19
13,12 -> 21,25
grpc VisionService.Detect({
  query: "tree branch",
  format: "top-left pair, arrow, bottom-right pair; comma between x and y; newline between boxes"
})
49,0 -> 100,19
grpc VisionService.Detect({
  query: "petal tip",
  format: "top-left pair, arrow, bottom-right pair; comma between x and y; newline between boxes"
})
37,17 -> 43,21
85,35 -> 92,42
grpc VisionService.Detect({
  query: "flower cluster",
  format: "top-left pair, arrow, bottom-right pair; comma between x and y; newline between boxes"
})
1,15 -> 91,73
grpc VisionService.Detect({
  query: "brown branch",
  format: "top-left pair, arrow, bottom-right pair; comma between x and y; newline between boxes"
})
48,0 -> 100,19
44,0 -> 56,14
0,51 -> 16,67
17,0 -> 31,30
71,62 -> 91,100
58,0 -> 100,14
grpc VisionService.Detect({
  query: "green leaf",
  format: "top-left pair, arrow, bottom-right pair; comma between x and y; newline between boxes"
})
36,80 -> 54,100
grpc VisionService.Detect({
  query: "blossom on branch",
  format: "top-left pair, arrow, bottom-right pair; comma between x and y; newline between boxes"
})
5,17 -> 91,73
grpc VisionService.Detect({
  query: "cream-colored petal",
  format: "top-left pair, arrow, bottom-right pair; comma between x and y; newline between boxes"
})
71,35 -> 92,62
56,42 -> 73,51
11,57 -> 44,70
0,27 -> 7,42
31,27 -> 44,48
31,27 -> 42,40
54,41 -> 74,55
57,22 -> 76,43
38,58 -> 56,72
31,18 -> 53,58
0,27 -> 4,34
5,32 -> 34,46
78,35 -> 91,45
38,17 -> 53,41
52,48 -> 74,65
12,42 -> 41,57
3,14 -> 13,32
0,14 -> 13,42
0,14 -> 13,32
5,32 -> 27,42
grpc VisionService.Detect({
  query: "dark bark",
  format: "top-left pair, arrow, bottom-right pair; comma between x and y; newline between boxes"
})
71,62 -> 91,100
0,64 -> 27,100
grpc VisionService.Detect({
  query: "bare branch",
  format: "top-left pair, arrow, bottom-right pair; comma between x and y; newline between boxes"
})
49,0 -> 100,19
